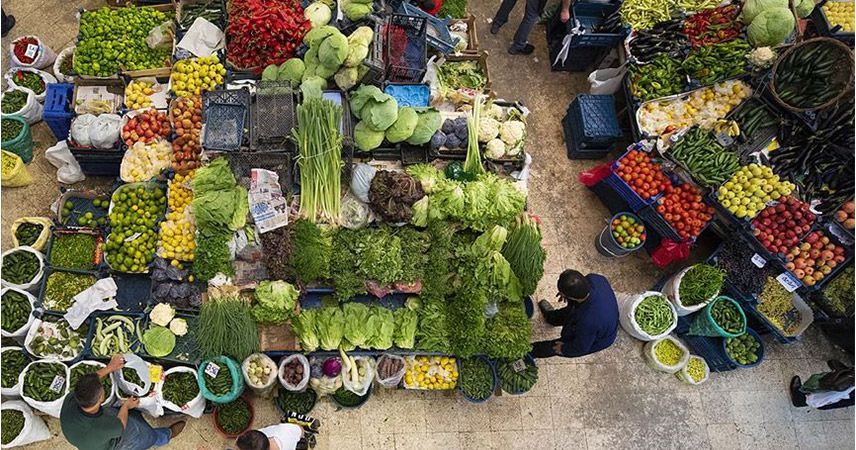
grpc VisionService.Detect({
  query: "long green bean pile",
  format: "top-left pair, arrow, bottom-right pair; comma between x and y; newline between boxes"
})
679,264 -> 725,306
501,214 -> 546,297
634,294 -> 674,335
293,98 -> 343,224
197,294 -> 259,361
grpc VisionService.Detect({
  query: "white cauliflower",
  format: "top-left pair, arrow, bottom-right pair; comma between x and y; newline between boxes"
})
747,47 -> 776,69
168,318 -> 188,337
484,139 -> 506,159
485,103 -> 505,120
478,117 -> 501,143
149,303 -> 176,327
499,120 -> 525,146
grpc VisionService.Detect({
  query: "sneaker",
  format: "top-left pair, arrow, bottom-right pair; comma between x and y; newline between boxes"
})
538,300 -> 554,314
169,421 -> 186,439
508,44 -> 535,55
490,22 -> 502,34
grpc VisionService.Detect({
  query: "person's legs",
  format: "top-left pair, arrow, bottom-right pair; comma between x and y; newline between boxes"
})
150,428 -> 172,447
543,306 -> 570,326
492,0 -> 518,33
1,9 -> 15,38
790,376 -> 808,407
509,0 -> 547,53
531,340 -> 559,358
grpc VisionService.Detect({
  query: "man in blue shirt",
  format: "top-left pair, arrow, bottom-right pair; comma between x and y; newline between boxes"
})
531,270 -> 619,358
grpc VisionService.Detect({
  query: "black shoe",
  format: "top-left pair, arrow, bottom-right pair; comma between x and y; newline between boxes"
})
790,376 -> 807,407
508,44 -> 535,55
490,22 -> 502,34
1,15 -> 15,38
538,300 -> 554,314
828,359 -> 848,371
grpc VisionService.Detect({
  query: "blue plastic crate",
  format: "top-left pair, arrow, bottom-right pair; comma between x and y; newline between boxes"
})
569,1 -> 626,48
567,95 -> 622,149
548,43 -> 607,72
42,83 -> 74,141
674,314 -> 737,372
563,113 -> 611,160
398,2 -> 457,54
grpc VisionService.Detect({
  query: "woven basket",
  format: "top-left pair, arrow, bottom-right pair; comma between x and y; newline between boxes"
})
770,37 -> 854,113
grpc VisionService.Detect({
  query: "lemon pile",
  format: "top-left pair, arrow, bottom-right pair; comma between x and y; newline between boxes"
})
403,356 -> 458,390
717,163 -> 795,219
638,80 -> 751,136
823,1 -> 854,32
159,171 -> 197,264
125,80 -> 155,110
170,56 -> 226,97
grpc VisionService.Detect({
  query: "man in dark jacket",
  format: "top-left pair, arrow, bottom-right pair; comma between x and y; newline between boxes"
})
492,0 -> 570,55
531,269 -> 619,358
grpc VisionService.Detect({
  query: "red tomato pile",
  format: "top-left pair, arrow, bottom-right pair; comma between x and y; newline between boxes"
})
122,109 -> 170,147
784,230 -> 846,287
171,96 -> 203,171
616,149 -> 672,200
751,196 -> 816,255
656,184 -> 714,240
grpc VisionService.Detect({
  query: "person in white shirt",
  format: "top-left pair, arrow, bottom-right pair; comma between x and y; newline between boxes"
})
236,424 -> 304,450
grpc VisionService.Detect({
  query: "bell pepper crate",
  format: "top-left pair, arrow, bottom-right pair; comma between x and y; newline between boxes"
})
83,311 -> 147,360
35,267 -> 103,316
19,360 -> 71,419
1,246 -> 46,293
0,347 -> 33,398
643,335 -> 690,373
44,228 -> 105,272
3,68 -> 57,102
1,87 -> 43,125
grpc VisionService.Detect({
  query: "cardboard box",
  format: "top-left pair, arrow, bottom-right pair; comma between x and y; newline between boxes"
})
72,78 -> 126,115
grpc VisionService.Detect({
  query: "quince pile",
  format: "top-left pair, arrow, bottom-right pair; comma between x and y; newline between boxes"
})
170,56 -> 226,97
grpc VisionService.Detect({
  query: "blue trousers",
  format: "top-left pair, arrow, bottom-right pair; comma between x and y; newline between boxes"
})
112,410 -> 171,450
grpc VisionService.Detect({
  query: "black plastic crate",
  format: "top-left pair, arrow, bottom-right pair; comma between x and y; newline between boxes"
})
563,114 -> 611,160
202,88 -> 251,150
548,42 -> 607,72
55,190 -> 111,228
251,81 -> 296,150
385,14 -> 428,82
70,149 -> 124,177
569,1 -> 625,48
400,144 -> 427,165
113,273 -> 153,312
674,314 -> 737,372
567,94 -> 622,149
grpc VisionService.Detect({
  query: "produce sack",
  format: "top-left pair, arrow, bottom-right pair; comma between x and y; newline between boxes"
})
70,114 -> 96,147
643,335 -> 690,373
350,163 -> 377,203
3,68 -> 56,102
1,115 -> 33,164
1,87 -> 42,124
69,360 -> 116,407
341,355 -> 375,396
588,66 -> 626,95
243,354 -> 279,398
89,114 -> 122,149
675,355 -> 710,386
19,360 -> 70,418
278,354 -> 311,392
156,366 -> 205,418
0,246 -> 45,292
113,383 -> 163,418
115,353 -> 152,397
0,288 -> 36,339
662,266 -> 715,316
53,46 -> 75,83
617,291 -> 677,341
0,401 -> 51,448
2,150 -> 33,188
0,347 -> 29,397
23,317 -> 83,362
9,217 -> 51,251
688,296 -> 746,338
198,356 -> 245,404
374,353 -> 406,388
9,36 -> 56,69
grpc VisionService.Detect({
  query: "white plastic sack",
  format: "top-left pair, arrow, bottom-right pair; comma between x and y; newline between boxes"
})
807,387 -> 856,408
45,140 -> 86,184
350,163 -> 377,203
19,360 -> 70,418
588,66 -> 627,95
69,361 -> 117,407
662,266 -> 715,316
0,401 -> 51,448
617,291 -> 677,342
279,354 -> 311,392
0,246 -> 45,292
53,46 -> 75,83
0,347 -> 29,398
0,288 -> 36,340
374,354 -> 406,388
1,88 -> 42,124
9,36 -> 56,69
89,114 -> 122,149
242,353 -> 278,398
675,355 -> 710,386
113,388 -> 164,418
70,114 -> 96,147
4,68 -> 56,102
23,317 -> 85,362
156,366 -> 205,418
643,335 -> 690,373
341,356 -> 375,396
114,353 -> 152,397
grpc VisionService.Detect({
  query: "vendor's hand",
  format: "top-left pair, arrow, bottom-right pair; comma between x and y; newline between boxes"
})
106,354 -> 125,373
124,396 -> 140,410
555,292 -> 567,304
560,7 -> 570,23
552,342 -> 564,354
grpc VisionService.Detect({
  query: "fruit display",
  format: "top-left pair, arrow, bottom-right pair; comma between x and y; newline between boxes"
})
822,1 -> 855,32
784,229 -> 847,287
751,197 -> 816,255
170,96 -> 203,171
170,56 -> 225,97
637,79 -> 752,136
656,183 -> 714,241
834,201 -> 855,231
402,355 -> 457,390
124,80 -> 158,110
611,214 -> 646,249
716,163 -> 795,219
614,149 -> 673,201
159,171 -> 196,264
105,184 -> 167,273
75,6 -> 173,76
122,109 -> 171,147
725,332 -> 761,365
121,140 -> 172,182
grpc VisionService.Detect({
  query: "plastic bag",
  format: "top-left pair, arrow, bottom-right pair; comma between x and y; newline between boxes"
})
89,114 -> 122,149
4,68 -> 56,102
1,87 -> 42,124
688,296 -> 746,338
19,361 -> 70,418
0,246 -> 45,292
0,401 -> 51,448
350,163 -> 376,203
53,46 -> 75,83
662,265 -> 715,316
156,366 -> 205,418
374,354 -> 406,388
146,21 -> 176,50
278,354 -> 311,392
45,140 -> 85,184
341,355 -> 375,396
10,217 -> 51,251
115,353 -> 152,397
1,150 -> 33,188
242,353 -> 278,398
112,384 -> 163,418
578,161 -> 613,187
0,347 -> 29,397
340,193 -> 371,229
589,66 -> 627,95
0,288 -> 36,339
9,36 -> 56,69
675,356 -> 710,385
198,356 -> 245,404
617,291 -> 677,342
69,361 -> 117,407
643,335 -> 689,373
70,114 -> 96,147
651,239 -> 691,269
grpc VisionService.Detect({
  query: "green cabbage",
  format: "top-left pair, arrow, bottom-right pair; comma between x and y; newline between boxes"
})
251,280 -> 300,325
279,58 -> 305,85
262,64 -> 279,81
304,2 -> 332,27
364,97 -> 398,131
318,31 -> 348,69
747,8 -> 795,47
142,326 -> 176,357
406,109 -> 441,145
795,0 -> 814,18
301,76 -> 326,100
348,26 -> 374,47
304,26 -> 337,47
334,66 -> 360,91
354,120 -> 385,151
350,85 -> 385,115
343,2 -> 372,20
385,107 -> 418,143
742,0 -> 788,23
314,63 -> 337,80
344,44 -> 369,68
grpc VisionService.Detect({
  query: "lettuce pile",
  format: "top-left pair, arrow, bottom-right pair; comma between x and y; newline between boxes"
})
252,280 -> 300,325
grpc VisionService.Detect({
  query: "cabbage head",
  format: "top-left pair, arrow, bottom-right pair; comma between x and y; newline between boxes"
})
406,109 -> 441,145
278,58 -> 305,85
301,76 -> 326,100
314,63 -> 337,80
262,64 -> 279,81
747,8 -> 795,47
385,107 -> 418,143
795,0 -> 814,18
319,31 -> 348,69
334,66 -> 360,91
354,120 -> 385,151
343,2 -> 372,20
305,2 -> 332,27
344,44 -> 369,68
305,25 -> 337,47
348,26 -> 374,47
741,0 -> 788,24
363,96 -> 399,131
142,326 -> 176,357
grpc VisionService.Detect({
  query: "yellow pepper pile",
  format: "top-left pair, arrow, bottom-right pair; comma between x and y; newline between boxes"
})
654,338 -> 685,366
403,356 -> 458,390
158,171 -> 197,265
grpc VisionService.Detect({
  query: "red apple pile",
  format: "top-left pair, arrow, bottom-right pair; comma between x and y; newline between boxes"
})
122,109 -> 170,147
751,196 -> 816,255
784,230 -> 846,287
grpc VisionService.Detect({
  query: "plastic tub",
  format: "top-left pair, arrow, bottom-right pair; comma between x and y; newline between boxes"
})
721,327 -> 765,368
212,396 -> 254,439
458,355 -> 497,403
330,386 -> 372,409
595,212 -> 646,257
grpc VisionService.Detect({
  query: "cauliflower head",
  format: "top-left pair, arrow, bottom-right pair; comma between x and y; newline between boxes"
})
478,117 -> 500,143
484,139 -> 506,159
149,303 -> 176,327
169,318 -> 188,337
499,120 -> 526,146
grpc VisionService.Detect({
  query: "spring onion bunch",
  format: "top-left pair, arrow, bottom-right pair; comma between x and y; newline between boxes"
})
463,94 -> 485,176
293,98 -> 344,224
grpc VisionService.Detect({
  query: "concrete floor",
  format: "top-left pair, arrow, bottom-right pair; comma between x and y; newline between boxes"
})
1,0 -> 854,449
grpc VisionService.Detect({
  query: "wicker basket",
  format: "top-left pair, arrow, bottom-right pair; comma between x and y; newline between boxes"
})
770,37 -> 854,113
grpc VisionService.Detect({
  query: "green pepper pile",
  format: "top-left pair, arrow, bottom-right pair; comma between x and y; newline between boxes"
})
710,298 -> 744,335
162,371 -> 199,406
634,294 -> 674,336
122,367 -> 145,389
22,361 -> 67,401
50,233 -> 100,270
459,357 -> 494,401
2,410 -> 24,445
1,349 -> 31,388
331,387 -> 367,407
630,54 -> 686,101
1,290 -> 32,333
11,71 -> 45,94
275,386 -> 317,414
14,222 -> 43,247
43,272 -> 98,312
1,249 -> 39,285
682,40 -> 751,86
1,118 -> 24,141
215,397 -> 252,435
725,332 -> 760,365
203,366 -> 233,396
678,264 -> 725,306
1,90 -> 27,114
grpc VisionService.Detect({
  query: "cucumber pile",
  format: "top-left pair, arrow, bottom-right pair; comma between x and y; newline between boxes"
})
496,358 -> 538,394
22,362 -> 67,402
774,42 -> 852,109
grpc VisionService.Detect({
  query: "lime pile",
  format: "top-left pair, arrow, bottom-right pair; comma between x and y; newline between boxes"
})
105,185 -> 166,272
717,163 -> 794,219
61,198 -> 108,227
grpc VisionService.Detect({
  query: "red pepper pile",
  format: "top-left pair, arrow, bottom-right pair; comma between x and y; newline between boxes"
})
683,5 -> 742,48
656,183 -> 714,241
226,0 -> 310,70
12,36 -> 39,64
615,149 -> 672,201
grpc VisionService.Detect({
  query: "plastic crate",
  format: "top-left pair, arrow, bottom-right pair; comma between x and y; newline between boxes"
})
202,88 -> 251,149
605,150 -> 664,212
563,114 -> 611,160
70,150 -> 124,177
55,190 -> 111,228
251,81 -> 296,150
83,311 -> 146,360
383,82 -> 430,107
674,315 -> 737,372
203,102 -> 246,151
113,273 -> 153,312
339,15 -> 385,87
548,43 -> 607,72
385,14 -> 428,83
567,95 -> 622,149
810,0 -> 855,46
569,1 -> 625,48
42,83 -> 74,141
638,204 -> 683,243
589,177 -> 631,215
400,144 -> 427,165
153,312 -> 201,364
227,151 -> 293,193
45,228 -> 105,272
398,2 -> 457,54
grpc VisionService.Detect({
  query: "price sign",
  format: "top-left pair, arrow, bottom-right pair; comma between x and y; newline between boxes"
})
715,131 -> 734,147
24,44 -> 38,59
204,362 -> 221,378
776,272 -> 801,293
511,359 -> 526,373
751,254 -> 766,268
50,375 -> 66,393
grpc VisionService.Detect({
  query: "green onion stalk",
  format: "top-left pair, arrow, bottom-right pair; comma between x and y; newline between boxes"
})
464,94 -> 485,176
293,98 -> 344,224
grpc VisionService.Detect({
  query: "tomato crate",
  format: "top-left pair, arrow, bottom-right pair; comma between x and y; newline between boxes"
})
385,14 -> 428,82
566,94 -> 622,149
42,83 -> 75,141
638,204 -> 683,243
605,148 -> 667,212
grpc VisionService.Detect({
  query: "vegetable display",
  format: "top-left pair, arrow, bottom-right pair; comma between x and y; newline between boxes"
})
610,214 -> 646,249
280,358 -> 306,386
678,264 -> 724,306
2,410 -> 24,445
91,315 -> 143,357
1,289 -> 32,333
289,219 -> 330,284
717,164 -> 795,220
614,149 -> 672,201
630,54 -> 685,101
757,278 -> 802,335
437,61 -> 487,92
170,56 -> 225,97
1,90 -> 27,114
179,0 -> 225,27
634,294 -> 674,335
28,316 -> 87,359
368,170 -> 425,223
142,325 -> 177,357
653,338 -> 685,366
683,5 -> 742,48
784,230 -> 846,287
105,184 -> 167,273
495,358 -> 538,394
245,355 -> 274,387
10,71 -> 45,95
774,41 -> 851,109
162,371 -> 199,406
226,0 -> 310,70
69,363 -> 112,398
682,39 -> 750,85
656,183 -> 714,241
459,357 -> 494,401
294,97 -> 343,224
215,397 -> 252,435
627,19 -> 687,64
822,1 -> 854,32
49,232 -> 99,270
1,248 -> 39,285
23,361 -> 67,401
620,0 -> 718,30
14,223 -> 43,248
709,298 -> 744,334
751,197 -> 815,256
151,256 -> 202,309
122,109 -> 170,147
376,355 -> 405,381
1,118 -> 24,141
204,365 -> 233,397
197,287 -> 259,361
730,100 -> 777,140
682,356 -> 708,382
744,0 -> 795,47
275,386 -> 316,414
725,332 -> 761,365
668,127 -> 739,186
1,349 -> 30,388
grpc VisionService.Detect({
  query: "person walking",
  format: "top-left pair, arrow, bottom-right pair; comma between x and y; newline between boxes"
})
236,423 -> 307,450
492,0 -> 571,54
790,360 -> 855,410
60,354 -> 185,450
531,269 -> 619,358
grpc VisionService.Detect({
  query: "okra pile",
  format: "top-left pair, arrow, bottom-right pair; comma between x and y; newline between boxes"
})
459,357 -> 493,401
215,397 -> 252,435
162,371 -> 199,406
204,365 -> 233,396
